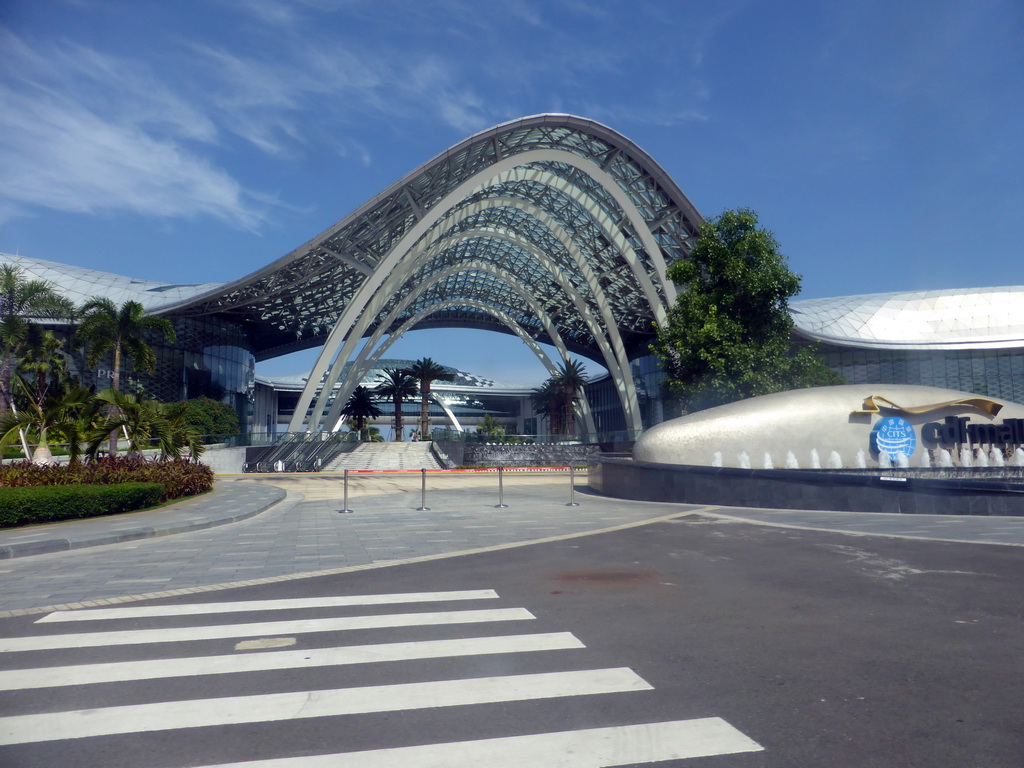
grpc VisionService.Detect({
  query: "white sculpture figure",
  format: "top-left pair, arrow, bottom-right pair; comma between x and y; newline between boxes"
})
738,451 -> 751,469
828,450 -> 843,469
810,449 -> 821,469
786,451 -> 799,469
712,451 -> 723,467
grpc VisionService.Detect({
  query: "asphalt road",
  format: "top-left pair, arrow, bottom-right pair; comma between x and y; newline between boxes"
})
1,511 -> 1021,767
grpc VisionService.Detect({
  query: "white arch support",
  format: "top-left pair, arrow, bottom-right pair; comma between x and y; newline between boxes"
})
319,260 -> 605,433
288,147 -> 671,434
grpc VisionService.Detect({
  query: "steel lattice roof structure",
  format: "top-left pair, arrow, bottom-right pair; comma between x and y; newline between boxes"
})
6,113 -> 1024,434
154,113 -> 704,433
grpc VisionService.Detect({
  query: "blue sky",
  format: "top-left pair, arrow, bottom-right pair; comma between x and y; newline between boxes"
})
1,0 -> 1021,384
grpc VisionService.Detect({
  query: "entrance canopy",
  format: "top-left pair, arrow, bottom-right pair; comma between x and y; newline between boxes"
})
161,114 -> 703,433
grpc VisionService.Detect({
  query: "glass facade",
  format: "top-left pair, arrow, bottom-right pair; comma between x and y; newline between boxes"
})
61,315 -> 256,433
818,344 -> 1024,405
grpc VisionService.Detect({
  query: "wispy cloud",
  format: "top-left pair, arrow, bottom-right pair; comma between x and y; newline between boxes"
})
0,30 -> 267,228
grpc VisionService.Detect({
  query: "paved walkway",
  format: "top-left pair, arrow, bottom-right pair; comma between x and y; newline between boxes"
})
1,471 -> 1023,617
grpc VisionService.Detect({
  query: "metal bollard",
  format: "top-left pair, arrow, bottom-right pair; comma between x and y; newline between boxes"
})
495,465 -> 508,508
566,464 -> 580,507
416,467 -> 431,511
338,469 -> 353,513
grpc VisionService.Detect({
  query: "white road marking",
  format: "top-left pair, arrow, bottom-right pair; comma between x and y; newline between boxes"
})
0,632 -> 585,690
0,608 -> 534,653
35,590 -> 500,623
0,668 -> 651,745
194,718 -> 764,767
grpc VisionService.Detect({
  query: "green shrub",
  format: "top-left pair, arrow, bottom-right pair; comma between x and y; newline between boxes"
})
178,397 -> 240,442
0,482 -> 165,528
0,457 -> 214,501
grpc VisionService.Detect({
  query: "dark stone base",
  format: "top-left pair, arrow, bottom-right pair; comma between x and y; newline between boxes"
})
588,457 -> 1024,516
434,440 -> 600,467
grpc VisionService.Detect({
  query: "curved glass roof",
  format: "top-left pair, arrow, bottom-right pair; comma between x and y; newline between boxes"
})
791,287 -> 1024,349
155,114 -> 704,362
0,253 -> 222,312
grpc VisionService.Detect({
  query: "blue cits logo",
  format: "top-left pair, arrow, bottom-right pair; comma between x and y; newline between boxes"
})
872,416 -> 916,459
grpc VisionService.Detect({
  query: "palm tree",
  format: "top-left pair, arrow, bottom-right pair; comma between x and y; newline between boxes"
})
531,378 -> 564,437
553,358 -> 588,438
0,264 -> 76,416
530,360 -> 588,438
86,389 -> 204,460
75,298 -> 176,453
0,381 -> 93,465
17,325 -> 71,406
404,358 -> 454,440
340,385 -> 382,441
476,413 -> 506,441
374,367 -> 418,441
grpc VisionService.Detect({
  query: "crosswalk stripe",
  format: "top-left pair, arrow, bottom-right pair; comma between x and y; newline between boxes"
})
0,667 -> 652,745
0,608 -> 534,653
0,632 -> 585,690
193,718 -> 764,767
35,590 -> 501,623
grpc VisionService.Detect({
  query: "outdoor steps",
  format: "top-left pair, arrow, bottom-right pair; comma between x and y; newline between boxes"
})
324,441 -> 444,471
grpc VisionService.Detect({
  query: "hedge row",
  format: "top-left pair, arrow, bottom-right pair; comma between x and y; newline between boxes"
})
0,457 -> 214,501
0,483 -> 165,528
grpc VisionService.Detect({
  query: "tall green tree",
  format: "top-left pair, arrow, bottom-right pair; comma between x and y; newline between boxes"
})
75,298 -> 177,453
340,385 -> 382,441
0,264 -> 76,416
404,358 -> 454,440
374,367 -> 418,441
652,208 -> 842,414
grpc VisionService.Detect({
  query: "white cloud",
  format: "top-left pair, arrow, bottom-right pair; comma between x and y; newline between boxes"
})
0,29 -> 266,228
0,82 -> 266,229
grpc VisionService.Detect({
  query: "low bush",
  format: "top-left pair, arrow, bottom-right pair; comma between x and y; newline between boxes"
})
0,482 -> 165,528
0,457 -> 214,501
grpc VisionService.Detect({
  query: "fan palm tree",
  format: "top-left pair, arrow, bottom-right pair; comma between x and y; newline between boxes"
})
340,385 -> 382,441
0,381 -> 93,465
374,367 -> 418,441
0,264 -> 76,416
86,389 -> 204,460
75,298 -> 177,453
404,358 -> 454,440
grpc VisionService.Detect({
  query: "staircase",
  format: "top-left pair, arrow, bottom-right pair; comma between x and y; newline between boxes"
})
324,441 -> 444,471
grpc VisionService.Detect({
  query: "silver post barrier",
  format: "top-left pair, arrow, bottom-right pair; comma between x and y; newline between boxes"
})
338,469 -> 353,513
566,464 -> 580,507
495,465 -> 508,508
417,467 -> 431,511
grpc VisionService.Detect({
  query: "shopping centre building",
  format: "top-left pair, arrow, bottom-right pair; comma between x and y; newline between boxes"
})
3,114 -> 1023,439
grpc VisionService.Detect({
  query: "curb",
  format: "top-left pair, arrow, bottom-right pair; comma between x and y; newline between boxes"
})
0,486 -> 287,560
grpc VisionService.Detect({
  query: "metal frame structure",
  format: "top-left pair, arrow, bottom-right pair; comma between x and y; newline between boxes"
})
158,114 -> 704,434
